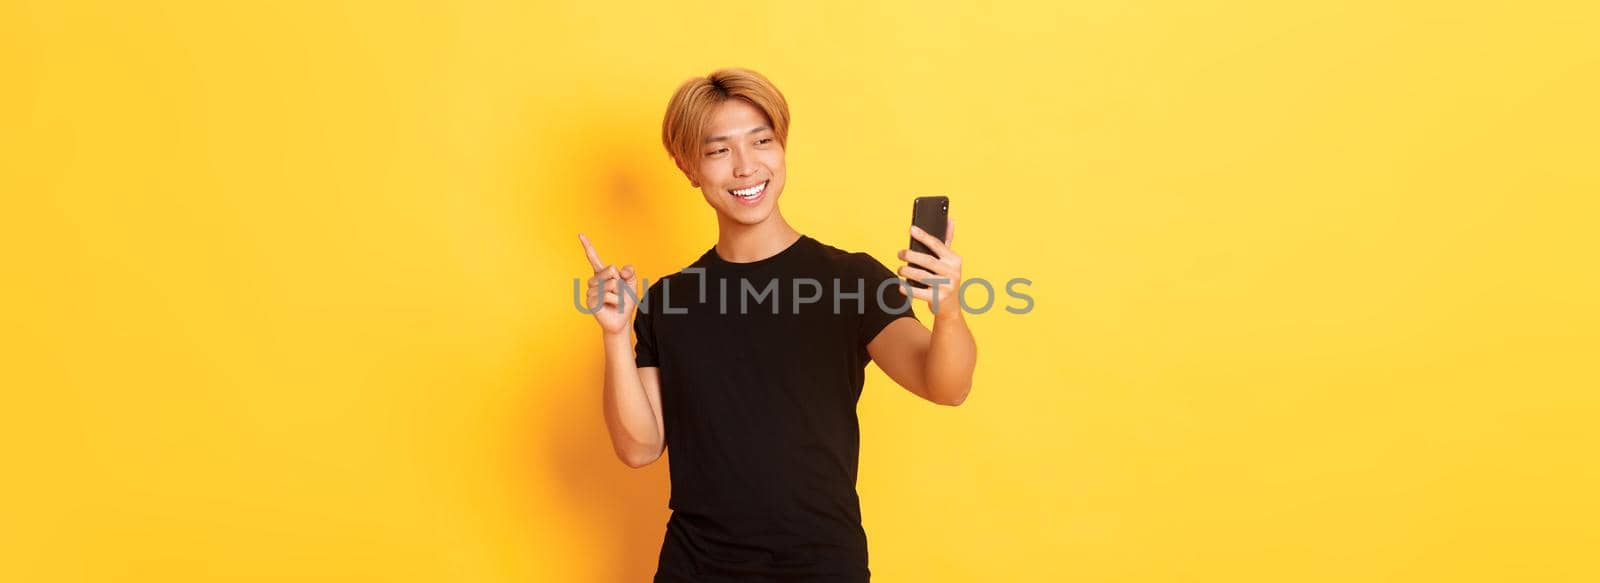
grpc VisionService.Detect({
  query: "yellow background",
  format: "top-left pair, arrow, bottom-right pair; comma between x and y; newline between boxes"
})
4,1 -> 1597,581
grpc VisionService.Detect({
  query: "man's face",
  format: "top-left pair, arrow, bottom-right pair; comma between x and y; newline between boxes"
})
682,99 -> 786,226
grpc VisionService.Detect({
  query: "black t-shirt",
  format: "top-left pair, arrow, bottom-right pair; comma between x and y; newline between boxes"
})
634,234 -> 917,582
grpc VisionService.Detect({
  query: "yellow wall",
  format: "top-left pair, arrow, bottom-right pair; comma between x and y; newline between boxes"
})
4,1 -> 1597,581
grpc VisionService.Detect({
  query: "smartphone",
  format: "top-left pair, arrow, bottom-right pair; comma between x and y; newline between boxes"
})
907,196 -> 950,289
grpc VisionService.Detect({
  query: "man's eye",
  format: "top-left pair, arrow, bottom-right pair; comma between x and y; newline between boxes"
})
706,148 -> 728,156
756,138 -> 773,145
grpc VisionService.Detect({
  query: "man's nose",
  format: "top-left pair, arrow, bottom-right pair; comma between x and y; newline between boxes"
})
732,149 -> 755,178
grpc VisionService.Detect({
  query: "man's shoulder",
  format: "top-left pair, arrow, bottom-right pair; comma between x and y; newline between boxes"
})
642,250 -> 716,290
641,269 -> 695,298
805,236 -> 881,273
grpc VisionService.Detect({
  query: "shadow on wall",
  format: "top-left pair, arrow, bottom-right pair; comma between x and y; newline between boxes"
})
517,111 -> 692,581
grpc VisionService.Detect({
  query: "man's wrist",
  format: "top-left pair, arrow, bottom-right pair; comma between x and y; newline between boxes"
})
602,330 -> 632,346
930,299 -> 965,324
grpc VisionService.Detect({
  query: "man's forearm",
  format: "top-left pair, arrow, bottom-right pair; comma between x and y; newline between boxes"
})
601,332 -> 662,464
924,308 -> 977,405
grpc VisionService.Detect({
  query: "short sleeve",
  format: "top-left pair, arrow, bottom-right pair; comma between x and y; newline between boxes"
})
856,253 -> 919,360
633,279 -> 661,368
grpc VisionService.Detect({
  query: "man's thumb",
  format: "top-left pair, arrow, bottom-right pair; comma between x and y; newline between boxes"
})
621,265 -> 642,296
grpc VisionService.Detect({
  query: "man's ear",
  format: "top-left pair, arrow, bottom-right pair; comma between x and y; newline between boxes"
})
673,155 -> 700,189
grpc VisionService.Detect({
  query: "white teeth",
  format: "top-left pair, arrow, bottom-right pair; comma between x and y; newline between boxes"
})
732,181 -> 766,198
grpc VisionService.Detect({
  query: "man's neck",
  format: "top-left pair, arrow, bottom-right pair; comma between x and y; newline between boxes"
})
714,213 -> 802,263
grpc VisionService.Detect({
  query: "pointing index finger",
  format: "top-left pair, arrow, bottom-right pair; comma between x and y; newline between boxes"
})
578,233 -> 605,272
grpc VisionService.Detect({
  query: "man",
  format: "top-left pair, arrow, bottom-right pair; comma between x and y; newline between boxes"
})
579,67 -> 977,582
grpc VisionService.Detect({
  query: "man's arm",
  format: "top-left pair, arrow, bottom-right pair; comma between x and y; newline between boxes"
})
580,233 -> 665,468
868,306 -> 976,406
602,332 -> 665,467
867,220 -> 978,406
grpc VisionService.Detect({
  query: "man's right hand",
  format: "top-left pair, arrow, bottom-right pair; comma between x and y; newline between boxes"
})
579,233 -> 641,336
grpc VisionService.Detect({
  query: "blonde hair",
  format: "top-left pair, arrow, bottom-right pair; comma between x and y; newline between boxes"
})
661,68 -> 790,171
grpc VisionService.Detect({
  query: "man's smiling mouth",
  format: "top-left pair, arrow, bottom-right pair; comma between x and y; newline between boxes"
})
729,180 -> 768,203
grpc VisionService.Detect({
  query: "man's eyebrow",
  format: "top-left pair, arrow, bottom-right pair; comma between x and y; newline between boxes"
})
704,125 -> 772,144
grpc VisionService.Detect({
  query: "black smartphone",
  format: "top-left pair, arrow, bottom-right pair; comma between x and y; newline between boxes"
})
906,196 -> 949,289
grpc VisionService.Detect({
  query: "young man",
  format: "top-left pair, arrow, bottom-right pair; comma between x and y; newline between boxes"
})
578,68 -> 977,582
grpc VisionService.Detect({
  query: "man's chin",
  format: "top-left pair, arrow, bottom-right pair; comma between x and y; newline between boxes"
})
709,197 -> 779,225
716,206 -> 775,226
725,211 -> 771,226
